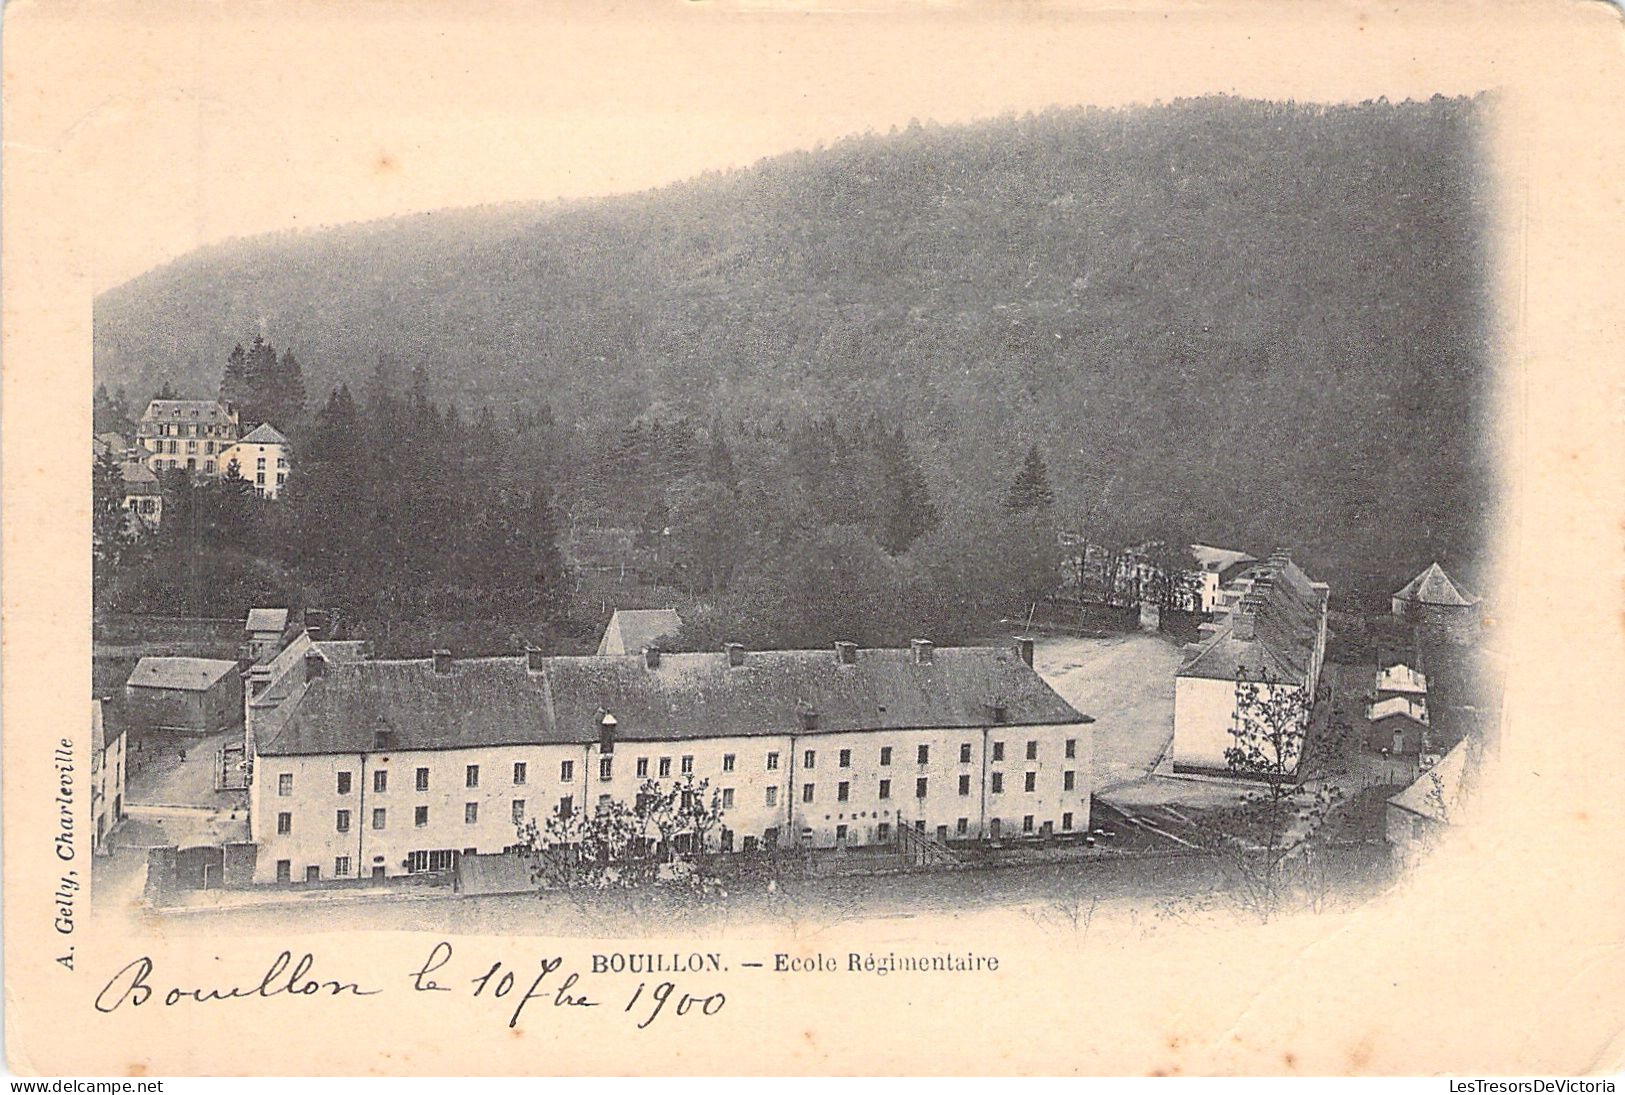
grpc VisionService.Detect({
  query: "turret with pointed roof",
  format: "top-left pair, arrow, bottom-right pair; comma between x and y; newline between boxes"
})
1392,562 -> 1482,643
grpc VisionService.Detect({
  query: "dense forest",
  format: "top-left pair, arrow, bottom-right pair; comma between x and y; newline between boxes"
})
94,95 -> 1496,601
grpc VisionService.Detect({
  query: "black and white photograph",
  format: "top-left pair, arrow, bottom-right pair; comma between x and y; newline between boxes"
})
6,0 -> 1624,1079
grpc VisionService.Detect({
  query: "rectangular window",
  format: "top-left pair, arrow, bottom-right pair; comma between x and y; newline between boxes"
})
558,795 -> 574,818
804,750 -> 816,770
992,741 -> 1005,762
722,753 -> 736,772
205,460 -> 215,474
916,777 -> 928,799
766,752 -> 780,771
802,783 -> 815,804
1064,770 -> 1076,791
1062,812 -> 1074,831
337,771 -> 352,794
837,781 -> 850,802
599,756 -> 613,782
256,473 -> 265,485
765,786 -> 778,807
256,456 -> 266,467
373,770 -> 388,793
513,762 -> 527,785
917,745 -> 929,765
336,809 -> 351,833
880,746 -> 892,766
465,803 -> 478,824
960,743 -> 972,764
334,856 -> 352,877
658,757 -> 671,778
466,765 -> 480,788
877,822 -> 891,841
1024,772 -> 1037,793
416,767 -> 430,791
372,808 -> 386,830
958,774 -> 972,796
957,817 -> 969,835
681,755 -> 694,775
636,757 -> 649,778
1026,741 -> 1038,761
278,773 -> 293,796
276,812 -> 291,835
836,824 -> 848,842
1023,815 -> 1035,833
721,788 -> 735,809
415,806 -> 429,827
561,760 -> 574,782
839,749 -> 851,768
1065,738 -> 1077,759
879,779 -> 891,800
991,772 -> 1004,794
512,799 -> 526,824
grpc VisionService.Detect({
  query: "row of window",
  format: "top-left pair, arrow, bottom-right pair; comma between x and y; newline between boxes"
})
296,738 -> 1082,799
797,770 -> 1075,803
284,799 -> 523,835
148,423 -> 231,438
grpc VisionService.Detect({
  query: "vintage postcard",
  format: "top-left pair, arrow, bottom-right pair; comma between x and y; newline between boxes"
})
4,0 -> 1623,1078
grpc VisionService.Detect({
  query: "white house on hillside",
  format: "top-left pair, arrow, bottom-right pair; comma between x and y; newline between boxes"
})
221,423 -> 292,498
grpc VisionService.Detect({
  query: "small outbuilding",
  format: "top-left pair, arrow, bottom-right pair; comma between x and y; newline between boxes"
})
124,657 -> 244,735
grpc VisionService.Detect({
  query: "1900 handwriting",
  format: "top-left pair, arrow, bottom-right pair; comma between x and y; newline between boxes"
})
94,942 -> 724,1031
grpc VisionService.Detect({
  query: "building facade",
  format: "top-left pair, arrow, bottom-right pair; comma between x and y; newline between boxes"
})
1171,552 -> 1329,775
137,399 -> 240,477
220,423 -> 292,498
91,700 -> 127,854
249,639 -> 1092,885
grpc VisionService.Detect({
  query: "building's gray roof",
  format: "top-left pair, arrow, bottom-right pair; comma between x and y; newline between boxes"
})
1394,563 -> 1480,607
597,608 -> 683,656
1387,738 -> 1473,822
127,657 -> 239,692
119,462 -> 162,495
141,400 -> 235,425
261,644 -> 1090,757
1177,558 -> 1324,684
238,423 -> 289,445
1189,544 -> 1255,573
246,608 -> 290,634
1368,696 -> 1429,725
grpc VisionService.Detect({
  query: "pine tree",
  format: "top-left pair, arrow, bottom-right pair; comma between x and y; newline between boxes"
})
875,424 -> 939,553
220,344 -> 251,417
92,451 -> 131,576
1004,443 -> 1055,513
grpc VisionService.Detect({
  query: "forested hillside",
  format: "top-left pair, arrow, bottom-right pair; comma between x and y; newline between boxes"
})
94,95 -> 1495,597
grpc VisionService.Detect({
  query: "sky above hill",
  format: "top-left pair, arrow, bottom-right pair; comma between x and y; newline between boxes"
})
12,1 -> 1508,294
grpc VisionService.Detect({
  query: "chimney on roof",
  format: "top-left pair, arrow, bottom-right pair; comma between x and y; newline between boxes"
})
643,646 -> 661,669
834,641 -> 858,666
1232,596 -> 1264,642
525,644 -> 545,672
798,705 -> 819,732
432,649 -> 453,674
235,644 -> 256,673
724,642 -> 746,667
1015,636 -> 1035,667
985,698 -> 1009,724
304,650 -> 326,681
910,639 -> 934,665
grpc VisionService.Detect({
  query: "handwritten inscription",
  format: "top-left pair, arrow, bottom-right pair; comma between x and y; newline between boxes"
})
95,942 -> 727,1031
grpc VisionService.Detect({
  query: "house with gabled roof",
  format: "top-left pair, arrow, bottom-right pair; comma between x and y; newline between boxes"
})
124,656 -> 244,735
1171,552 -> 1329,775
248,637 -> 1093,884
220,422 -> 292,498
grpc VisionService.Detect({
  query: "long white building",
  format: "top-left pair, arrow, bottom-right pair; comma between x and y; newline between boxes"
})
249,639 -> 1092,885
1171,552 -> 1329,775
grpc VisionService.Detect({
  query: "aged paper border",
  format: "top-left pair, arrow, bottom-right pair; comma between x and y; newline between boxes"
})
5,0 -> 1624,1077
